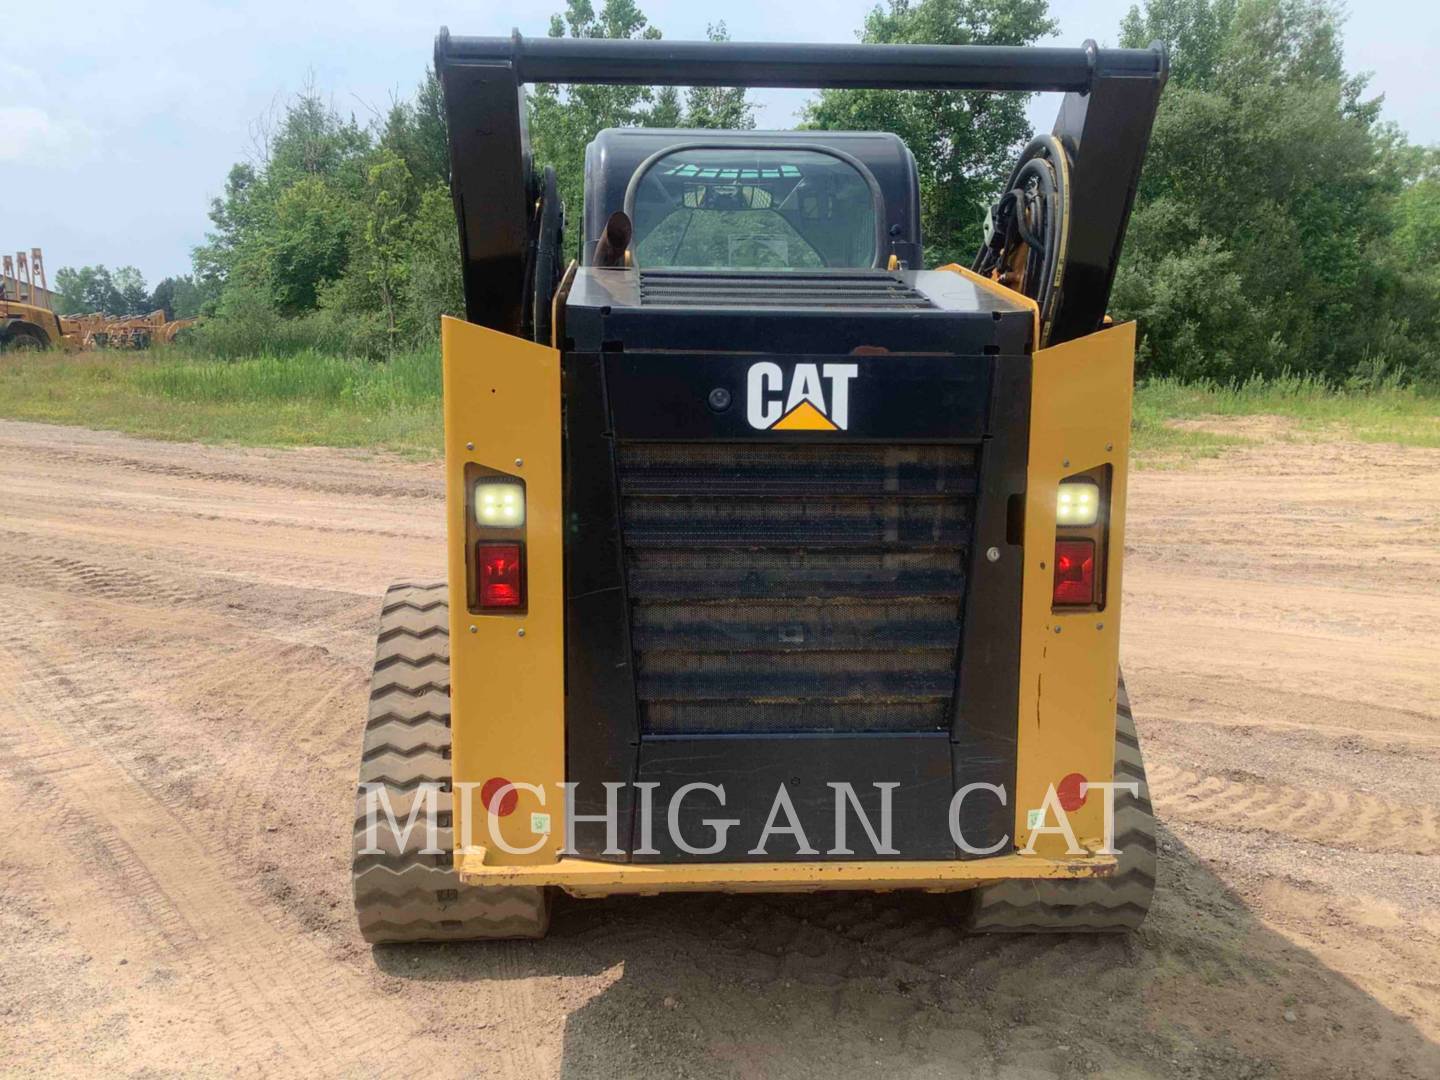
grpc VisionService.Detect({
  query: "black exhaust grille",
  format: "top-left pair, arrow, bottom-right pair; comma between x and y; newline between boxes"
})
617,442 -> 976,734
638,270 -> 936,310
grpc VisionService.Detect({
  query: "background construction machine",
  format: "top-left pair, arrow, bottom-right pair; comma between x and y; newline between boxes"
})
352,31 -> 1166,942
1,248 -> 68,350
67,309 -> 199,349
0,247 -> 198,351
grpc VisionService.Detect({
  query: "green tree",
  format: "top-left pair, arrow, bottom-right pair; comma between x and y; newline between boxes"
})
356,149 -> 414,338
1112,0 -> 1421,381
1391,152 -> 1440,266
265,84 -> 371,191
194,87 -> 374,316
402,185 -> 466,341
1368,147 -> 1440,381
186,8 -> 762,353
53,265 -> 123,314
1118,0 -> 1235,88
54,264 -> 160,316
150,275 -> 207,320
678,23 -> 756,131
528,3 -> 757,221
263,176 -> 354,313
529,0 -> 669,218
380,68 -> 450,204
192,162 -> 262,294
112,266 -> 150,313
805,0 -> 1058,267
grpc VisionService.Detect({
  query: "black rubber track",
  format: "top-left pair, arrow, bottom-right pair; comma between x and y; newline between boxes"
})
351,582 -> 549,943
965,675 -> 1157,932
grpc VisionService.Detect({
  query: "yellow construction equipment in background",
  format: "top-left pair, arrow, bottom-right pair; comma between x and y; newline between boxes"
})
66,309 -> 200,350
0,247 -> 198,351
0,248 -> 69,350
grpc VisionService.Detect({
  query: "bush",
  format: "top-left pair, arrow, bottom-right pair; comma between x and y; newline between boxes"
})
187,282 -> 375,359
134,346 -> 440,408
1114,0 -> 1440,385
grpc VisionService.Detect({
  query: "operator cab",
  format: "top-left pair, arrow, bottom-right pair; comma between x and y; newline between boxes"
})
581,129 -> 923,271
566,128 -> 1028,356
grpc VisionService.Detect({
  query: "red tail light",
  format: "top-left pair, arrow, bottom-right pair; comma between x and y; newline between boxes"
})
1052,539 -> 1095,606
477,543 -> 524,608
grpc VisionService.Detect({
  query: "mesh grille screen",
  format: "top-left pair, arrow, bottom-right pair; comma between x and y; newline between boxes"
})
639,270 -> 936,310
618,442 -> 976,734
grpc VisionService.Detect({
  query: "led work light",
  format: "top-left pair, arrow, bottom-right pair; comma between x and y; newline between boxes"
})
1056,481 -> 1100,527
474,480 -> 525,528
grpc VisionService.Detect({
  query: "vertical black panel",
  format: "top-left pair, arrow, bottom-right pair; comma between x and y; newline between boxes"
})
950,355 -> 1031,856
562,343 -> 1031,863
435,53 -> 534,335
1047,59 -> 1166,344
562,352 -> 638,860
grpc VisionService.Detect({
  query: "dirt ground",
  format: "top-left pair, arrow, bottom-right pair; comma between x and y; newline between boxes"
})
0,417 -> 1436,1079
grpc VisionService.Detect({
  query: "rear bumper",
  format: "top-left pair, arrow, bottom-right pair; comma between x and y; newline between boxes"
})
456,849 -> 1117,896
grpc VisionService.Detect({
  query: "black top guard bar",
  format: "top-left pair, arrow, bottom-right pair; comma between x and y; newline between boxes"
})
437,31 -> 1164,92
436,28 -> 1167,344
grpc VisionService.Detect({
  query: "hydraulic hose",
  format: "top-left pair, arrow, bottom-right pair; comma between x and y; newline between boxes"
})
972,134 -> 1071,345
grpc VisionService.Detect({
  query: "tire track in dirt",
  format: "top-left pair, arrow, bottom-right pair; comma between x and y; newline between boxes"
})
0,614 -> 444,1076
1149,764 -> 1440,856
3,418 -> 1439,1078
0,605 -> 556,1078
0,429 -> 444,502
0,548 -> 203,608
0,436 -> 549,1078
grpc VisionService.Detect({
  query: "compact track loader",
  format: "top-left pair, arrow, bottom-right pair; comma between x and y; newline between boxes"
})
352,31 -> 1167,941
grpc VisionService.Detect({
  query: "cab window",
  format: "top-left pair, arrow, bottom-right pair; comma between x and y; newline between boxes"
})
631,148 -> 878,270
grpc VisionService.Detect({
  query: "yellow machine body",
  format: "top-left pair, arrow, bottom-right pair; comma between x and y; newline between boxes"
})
442,310 -> 1135,895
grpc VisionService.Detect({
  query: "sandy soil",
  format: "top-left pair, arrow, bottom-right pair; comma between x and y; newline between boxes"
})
0,417 -> 1436,1079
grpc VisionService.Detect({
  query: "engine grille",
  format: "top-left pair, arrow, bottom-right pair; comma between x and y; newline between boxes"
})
616,442 -> 977,734
638,270 -> 936,310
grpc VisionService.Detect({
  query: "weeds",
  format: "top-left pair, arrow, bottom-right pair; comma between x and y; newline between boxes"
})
0,347 -> 442,454
1135,373 -> 1440,455
133,347 -> 440,408
1,348 -> 1434,463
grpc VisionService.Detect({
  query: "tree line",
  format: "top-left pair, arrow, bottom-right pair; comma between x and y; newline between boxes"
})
1113,0 -> 1440,384
56,0 -> 1439,383
52,264 -> 204,321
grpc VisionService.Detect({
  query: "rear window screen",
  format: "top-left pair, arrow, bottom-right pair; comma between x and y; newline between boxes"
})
631,148 -> 878,271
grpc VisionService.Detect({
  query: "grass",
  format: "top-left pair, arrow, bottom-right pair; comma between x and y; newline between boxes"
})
1,348 -> 1435,465
1131,373 -> 1440,466
0,346 -> 443,455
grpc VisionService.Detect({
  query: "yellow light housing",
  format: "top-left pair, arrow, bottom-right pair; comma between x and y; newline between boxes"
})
475,480 -> 525,528
1056,481 -> 1100,527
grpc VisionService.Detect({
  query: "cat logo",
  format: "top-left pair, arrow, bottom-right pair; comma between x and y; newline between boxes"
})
746,362 -> 859,431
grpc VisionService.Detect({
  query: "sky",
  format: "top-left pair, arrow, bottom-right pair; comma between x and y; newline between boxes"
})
4,1 -> 1437,288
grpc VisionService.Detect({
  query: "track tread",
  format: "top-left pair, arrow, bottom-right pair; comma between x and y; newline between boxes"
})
965,674 -> 1157,934
358,753 -> 453,788
351,582 -> 548,943
373,641 -> 450,667
360,720 -> 453,757
368,667 -> 451,695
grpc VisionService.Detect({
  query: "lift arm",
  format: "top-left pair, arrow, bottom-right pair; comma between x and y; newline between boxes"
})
435,30 -> 1167,344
